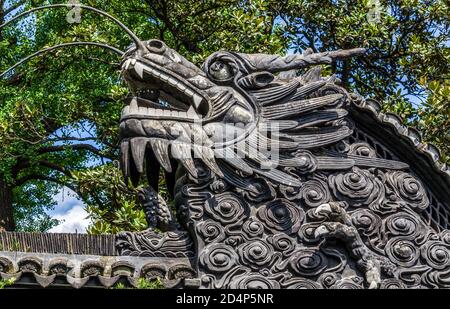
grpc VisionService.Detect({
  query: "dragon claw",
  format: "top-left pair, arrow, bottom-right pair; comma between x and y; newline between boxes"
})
138,186 -> 177,232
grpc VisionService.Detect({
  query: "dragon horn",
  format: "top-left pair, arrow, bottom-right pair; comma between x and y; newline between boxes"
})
236,48 -> 366,73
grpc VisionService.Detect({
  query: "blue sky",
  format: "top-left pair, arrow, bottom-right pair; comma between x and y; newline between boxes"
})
45,122 -> 104,233
47,187 -> 90,233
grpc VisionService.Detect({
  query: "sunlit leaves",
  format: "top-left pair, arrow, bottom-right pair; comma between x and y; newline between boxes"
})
71,163 -> 147,234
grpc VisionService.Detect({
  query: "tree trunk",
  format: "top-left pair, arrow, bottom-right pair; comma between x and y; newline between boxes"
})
0,177 -> 15,231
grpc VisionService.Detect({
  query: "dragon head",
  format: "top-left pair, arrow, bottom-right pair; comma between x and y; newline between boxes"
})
119,39 -> 266,185
120,40 -> 257,152
119,39 -> 401,195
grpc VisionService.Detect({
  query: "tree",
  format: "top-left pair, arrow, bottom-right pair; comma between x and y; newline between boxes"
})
0,0 -> 129,230
4,0 -> 125,231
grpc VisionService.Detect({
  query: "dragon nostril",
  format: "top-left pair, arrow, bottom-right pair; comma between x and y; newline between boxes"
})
147,39 -> 166,53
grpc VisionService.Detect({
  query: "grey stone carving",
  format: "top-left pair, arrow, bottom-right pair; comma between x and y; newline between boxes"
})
0,251 -> 196,288
116,36 -> 449,289
116,229 -> 195,258
0,4 -> 448,289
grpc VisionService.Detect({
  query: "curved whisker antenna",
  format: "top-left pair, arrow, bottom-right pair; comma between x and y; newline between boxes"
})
0,42 -> 124,79
0,4 -> 146,51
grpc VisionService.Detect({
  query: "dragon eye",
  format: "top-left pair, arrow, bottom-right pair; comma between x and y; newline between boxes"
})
146,39 -> 166,54
209,60 -> 233,81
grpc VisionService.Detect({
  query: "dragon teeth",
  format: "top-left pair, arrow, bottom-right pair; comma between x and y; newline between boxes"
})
122,106 -> 200,120
130,137 -> 149,174
120,138 -> 141,186
149,139 -> 172,173
134,62 -> 144,78
176,83 -> 187,91
179,158 -> 198,178
122,59 -> 131,71
171,143 -> 198,177
129,98 -> 139,114
155,109 -> 164,116
193,94 -> 202,108
120,139 -> 131,178
184,89 -> 194,97
121,105 -> 130,117
167,78 -> 178,86
139,106 -> 148,114
128,61 -> 205,109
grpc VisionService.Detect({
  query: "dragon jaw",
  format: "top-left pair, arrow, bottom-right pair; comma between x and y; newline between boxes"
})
119,39 -> 259,188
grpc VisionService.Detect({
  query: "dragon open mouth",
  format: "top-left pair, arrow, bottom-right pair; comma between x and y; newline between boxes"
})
121,57 -> 209,121
120,97 -> 201,122
118,50 -> 222,196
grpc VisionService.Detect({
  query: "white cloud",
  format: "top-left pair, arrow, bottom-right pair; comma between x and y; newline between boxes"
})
49,187 -> 80,216
47,187 -> 91,233
48,202 -> 90,234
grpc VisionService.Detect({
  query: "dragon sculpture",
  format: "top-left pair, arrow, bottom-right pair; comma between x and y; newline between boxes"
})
1,4 -> 449,289
116,39 -> 450,289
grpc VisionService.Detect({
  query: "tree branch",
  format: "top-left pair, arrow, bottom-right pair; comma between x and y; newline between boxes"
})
37,160 -> 73,178
16,174 -> 77,192
46,136 -> 98,143
38,143 -> 115,160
